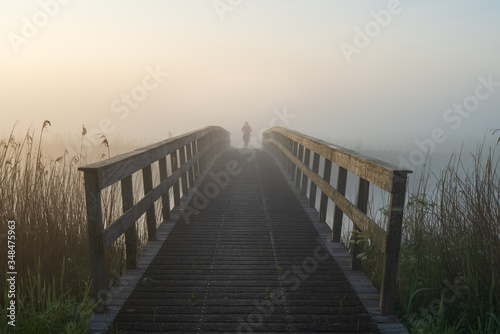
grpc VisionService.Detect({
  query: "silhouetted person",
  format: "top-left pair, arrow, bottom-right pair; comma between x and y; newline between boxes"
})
241,121 -> 252,149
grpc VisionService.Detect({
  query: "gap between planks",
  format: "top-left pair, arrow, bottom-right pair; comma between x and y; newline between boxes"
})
269,149 -> 409,334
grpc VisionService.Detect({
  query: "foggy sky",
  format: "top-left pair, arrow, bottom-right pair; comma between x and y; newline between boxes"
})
1,0 -> 499,156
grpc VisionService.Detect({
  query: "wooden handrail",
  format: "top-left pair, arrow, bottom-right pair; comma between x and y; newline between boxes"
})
262,126 -> 412,315
79,126 -> 230,305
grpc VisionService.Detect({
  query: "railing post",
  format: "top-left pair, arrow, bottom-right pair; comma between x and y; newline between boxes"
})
193,140 -> 199,179
301,148 -> 311,197
277,134 -> 285,168
332,166 -> 347,242
198,137 -> 206,172
186,142 -> 194,187
288,138 -> 294,175
121,175 -> 136,269
202,136 -> 208,169
142,165 -> 156,240
205,133 -> 213,161
159,157 -> 170,222
290,141 -> 297,182
380,172 -> 408,315
295,144 -> 303,188
351,177 -> 369,271
284,138 -> 290,173
309,153 -> 320,208
319,159 -> 332,222
82,171 -> 107,304
170,151 -> 180,206
278,134 -> 286,168
179,146 -> 189,196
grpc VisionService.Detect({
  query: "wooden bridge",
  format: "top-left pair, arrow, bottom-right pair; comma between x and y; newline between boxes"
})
79,126 -> 411,333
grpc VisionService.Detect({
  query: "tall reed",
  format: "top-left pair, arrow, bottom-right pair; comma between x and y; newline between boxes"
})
0,122 -> 153,332
356,142 -> 500,333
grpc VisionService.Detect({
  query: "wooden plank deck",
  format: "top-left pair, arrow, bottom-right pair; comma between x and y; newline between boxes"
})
93,148 -> 405,333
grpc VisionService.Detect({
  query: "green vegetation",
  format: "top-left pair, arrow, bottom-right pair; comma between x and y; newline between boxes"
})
185,287 -> 198,306
0,122 -> 149,333
220,296 -> 228,315
353,143 -> 500,333
1,122 -> 499,333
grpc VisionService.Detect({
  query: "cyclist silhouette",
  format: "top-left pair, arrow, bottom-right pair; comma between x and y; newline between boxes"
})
241,121 -> 252,149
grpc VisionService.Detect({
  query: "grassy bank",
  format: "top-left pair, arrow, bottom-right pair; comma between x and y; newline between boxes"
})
357,143 -> 500,333
1,122 -> 499,333
0,123 -> 147,333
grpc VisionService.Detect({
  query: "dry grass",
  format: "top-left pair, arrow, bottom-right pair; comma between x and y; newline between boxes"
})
357,142 -> 500,333
0,122 -> 157,332
0,122 -> 89,295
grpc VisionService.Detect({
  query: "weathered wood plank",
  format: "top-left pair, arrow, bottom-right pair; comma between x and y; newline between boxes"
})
270,138 -> 388,252
380,172 -> 408,315
179,145 -> 188,196
277,156 -> 409,331
301,148 -> 311,197
291,141 -> 298,181
285,136 -> 292,174
82,171 -> 107,302
102,142 -> 218,250
121,175 -> 136,269
142,165 -> 156,241
309,152 -> 320,208
186,142 -> 194,187
351,178 -> 369,271
319,159 -> 332,222
265,127 -> 411,192
109,149 -> 382,333
295,144 -> 304,188
192,140 -> 199,180
332,166 -> 347,242
79,126 -> 229,190
170,151 -> 180,207
158,157 -> 170,222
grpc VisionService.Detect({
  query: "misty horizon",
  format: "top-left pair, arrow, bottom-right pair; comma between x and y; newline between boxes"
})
1,0 -> 499,170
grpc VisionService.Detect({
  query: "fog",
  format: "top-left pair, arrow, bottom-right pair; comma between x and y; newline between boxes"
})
1,0 -> 499,168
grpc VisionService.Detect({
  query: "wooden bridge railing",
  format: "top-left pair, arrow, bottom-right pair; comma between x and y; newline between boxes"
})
262,126 -> 412,315
79,126 -> 230,303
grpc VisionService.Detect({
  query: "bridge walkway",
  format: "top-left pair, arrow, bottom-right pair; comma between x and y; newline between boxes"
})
109,149 -> 380,333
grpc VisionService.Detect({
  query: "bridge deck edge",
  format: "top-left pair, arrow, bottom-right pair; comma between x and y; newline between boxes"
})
269,149 -> 410,334
86,150 -> 228,334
